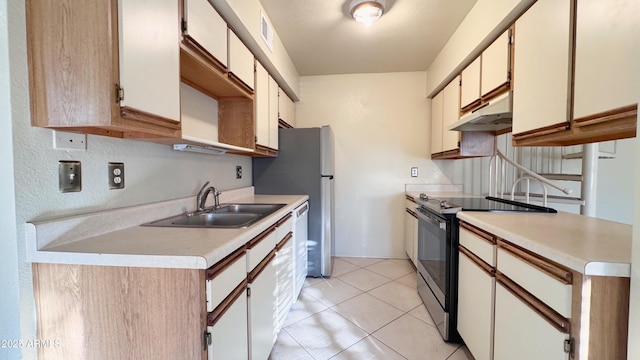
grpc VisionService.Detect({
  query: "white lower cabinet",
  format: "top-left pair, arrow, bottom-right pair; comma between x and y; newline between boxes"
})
493,283 -> 569,360
276,233 -> 295,332
457,251 -> 494,360
208,288 -> 249,360
248,251 -> 278,360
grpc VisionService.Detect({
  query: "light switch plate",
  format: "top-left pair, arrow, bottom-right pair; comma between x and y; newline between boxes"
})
59,161 -> 81,192
411,167 -> 418,177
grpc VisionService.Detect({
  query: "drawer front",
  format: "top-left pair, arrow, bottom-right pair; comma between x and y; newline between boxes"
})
497,247 -> 572,318
206,253 -> 247,312
276,215 -> 293,241
248,230 -> 277,272
459,226 -> 496,266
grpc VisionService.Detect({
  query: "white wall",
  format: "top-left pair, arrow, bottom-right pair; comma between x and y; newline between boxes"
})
0,1 -> 21,359
296,72 -> 457,258
5,2 -> 252,358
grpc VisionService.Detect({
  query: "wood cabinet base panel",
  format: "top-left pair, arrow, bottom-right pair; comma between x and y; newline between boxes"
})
32,263 -> 207,360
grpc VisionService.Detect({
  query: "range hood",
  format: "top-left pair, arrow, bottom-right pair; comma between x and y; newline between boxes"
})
448,91 -> 513,132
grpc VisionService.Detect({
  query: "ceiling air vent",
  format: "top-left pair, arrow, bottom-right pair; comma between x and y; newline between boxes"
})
260,11 -> 274,52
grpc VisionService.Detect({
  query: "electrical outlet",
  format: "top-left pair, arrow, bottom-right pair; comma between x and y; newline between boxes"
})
236,166 -> 242,179
411,167 -> 418,177
108,162 -> 125,189
53,131 -> 86,151
59,161 -> 82,192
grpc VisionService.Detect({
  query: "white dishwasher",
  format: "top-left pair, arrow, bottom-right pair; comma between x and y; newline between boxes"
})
293,202 -> 309,300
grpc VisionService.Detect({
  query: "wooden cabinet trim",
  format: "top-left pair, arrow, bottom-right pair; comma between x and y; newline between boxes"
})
459,245 -> 495,276
460,221 -> 497,245
120,106 -> 181,129
497,239 -> 572,284
278,119 -> 294,129
480,82 -> 510,103
276,232 -> 294,251
573,104 -> 637,128
205,245 -> 246,281
405,195 -> 417,204
207,278 -> 247,327
275,213 -> 293,228
253,144 -> 278,157
496,271 -> 571,334
248,226 -> 277,249
247,249 -> 276,283
182,35 -> 227,72
461,99 -> 482,114
405,208 -> 418,219
228,72 -> 255,94
513,122 -> 569,141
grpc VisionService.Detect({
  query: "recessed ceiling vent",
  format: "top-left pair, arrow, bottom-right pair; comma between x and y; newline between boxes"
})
260,11 -> 274,52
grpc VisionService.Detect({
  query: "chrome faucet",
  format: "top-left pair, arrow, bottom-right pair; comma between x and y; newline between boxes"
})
196,181 -> 221,212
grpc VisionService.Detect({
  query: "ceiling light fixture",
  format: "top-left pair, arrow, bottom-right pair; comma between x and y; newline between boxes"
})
349,0 -> 386,26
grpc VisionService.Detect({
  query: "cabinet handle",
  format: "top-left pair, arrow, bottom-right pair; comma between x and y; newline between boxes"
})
496,271 -> 570,334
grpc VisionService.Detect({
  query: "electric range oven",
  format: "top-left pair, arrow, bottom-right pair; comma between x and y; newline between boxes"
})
414,194 -> 557,342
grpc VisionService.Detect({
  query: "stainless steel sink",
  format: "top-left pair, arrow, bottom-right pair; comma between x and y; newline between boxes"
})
213,203 -> 286,215
142,203 -> 286,228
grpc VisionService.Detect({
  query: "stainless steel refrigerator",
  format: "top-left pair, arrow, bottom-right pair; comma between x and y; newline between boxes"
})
253,126 -> 334,277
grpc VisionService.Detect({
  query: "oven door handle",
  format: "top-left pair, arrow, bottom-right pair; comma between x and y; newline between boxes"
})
416,209 -> 447,230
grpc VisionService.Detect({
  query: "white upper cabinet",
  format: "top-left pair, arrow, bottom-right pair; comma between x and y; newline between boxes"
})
460,57 -> 481,111
442,76 -> 461,152
256,62 -> 270,147
481,30 -> 511,99
182,0 -> 227,68
118,0 -> 180,122
573,0 -> 640,119
512,0 -> 571,135
229,31 -> 255,90
430,90 -> 444,154
278,89 -> 295,127
269,76 -> 279,149
255,62 -> 279,151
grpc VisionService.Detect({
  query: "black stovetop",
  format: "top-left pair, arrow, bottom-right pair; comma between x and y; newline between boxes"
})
451,196 -> 557,213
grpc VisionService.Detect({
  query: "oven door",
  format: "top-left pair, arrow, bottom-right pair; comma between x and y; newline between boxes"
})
416,208 -> 449,308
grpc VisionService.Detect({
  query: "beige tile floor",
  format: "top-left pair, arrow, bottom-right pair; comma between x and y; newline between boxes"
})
269,257 -> 475,360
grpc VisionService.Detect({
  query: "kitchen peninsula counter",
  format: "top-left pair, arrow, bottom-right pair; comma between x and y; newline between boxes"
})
457,211 -> 632,277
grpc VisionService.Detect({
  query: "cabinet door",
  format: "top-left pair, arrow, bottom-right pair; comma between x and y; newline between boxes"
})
208,291 -> 249,360
458,250 -> 494,360
249,254 -> 277,360
269,75 -> 280,149
411,214 -> 418,268
442,76 -> 461,152
183,0 -> 227,68
573,0 -> 640,119
404,210 -> 415,263
229,31 -> 255,90
493,283 -> 569,360
460,57 -> 481,111
481,30 -> 511,99
276,236 -> 294,331
512,0 -> 571,135
255,62 -> 270,147
430,91 -> 444,154
118,0 -> 180,122
287,95 -> 296,127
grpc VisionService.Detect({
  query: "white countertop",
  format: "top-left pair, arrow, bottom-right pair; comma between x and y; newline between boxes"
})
26,188 -> 308,269
457,211 -> 632,277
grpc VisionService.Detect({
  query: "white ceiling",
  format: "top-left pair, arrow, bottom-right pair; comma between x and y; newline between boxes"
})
259,0 -> 477,76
